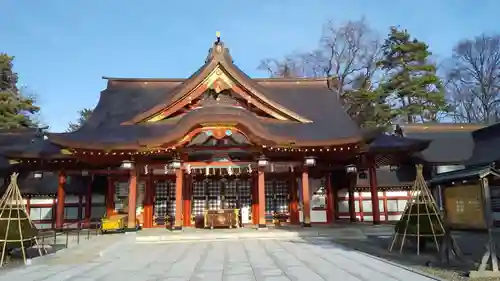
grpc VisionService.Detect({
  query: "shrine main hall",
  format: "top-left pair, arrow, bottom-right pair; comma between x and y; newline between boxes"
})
0,35 -> 432,230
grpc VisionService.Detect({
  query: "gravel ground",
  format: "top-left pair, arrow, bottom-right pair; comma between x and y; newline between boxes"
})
334,231 -> 500,281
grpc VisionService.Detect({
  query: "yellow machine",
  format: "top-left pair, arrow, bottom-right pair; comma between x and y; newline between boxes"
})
101,214 -> 139,233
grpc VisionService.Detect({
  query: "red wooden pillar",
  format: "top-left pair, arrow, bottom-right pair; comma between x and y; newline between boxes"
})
368,161 -> 381,224
289,170 -> 299,224
84,176 -> 92,225
106,176 -> 115,216
143,172 -> 154,228
325,172 -> 335,224
174,169 -> 184,230
301,167 -> 311,227
252,173 -> 258,225
55,171 -> 66,229
127,169 -> 138,229
183,174 -> 192,227
257,168 -> 266,228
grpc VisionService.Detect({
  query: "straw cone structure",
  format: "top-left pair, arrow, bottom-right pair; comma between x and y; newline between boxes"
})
389,164 -> 446,255
0,173 -> 43,266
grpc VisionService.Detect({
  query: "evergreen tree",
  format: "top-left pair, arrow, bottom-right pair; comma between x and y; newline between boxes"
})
0,54 -> 40,129
378,27 -> 448,123
67,108 -> 93,132
344,74 -> 394,128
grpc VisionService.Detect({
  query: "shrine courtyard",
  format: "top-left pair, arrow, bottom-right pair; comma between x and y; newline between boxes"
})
0,227 -> 443,281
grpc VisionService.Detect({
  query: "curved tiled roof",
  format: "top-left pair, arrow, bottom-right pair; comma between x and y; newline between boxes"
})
47,39 -> 365,149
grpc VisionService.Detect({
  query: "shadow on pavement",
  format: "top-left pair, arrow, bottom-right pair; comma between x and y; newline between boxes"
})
289,224 -> 499,281
0,227 -> 103,270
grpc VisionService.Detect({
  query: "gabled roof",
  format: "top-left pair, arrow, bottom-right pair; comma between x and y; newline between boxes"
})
47,38 -> 367,150
123,42 -> 314,124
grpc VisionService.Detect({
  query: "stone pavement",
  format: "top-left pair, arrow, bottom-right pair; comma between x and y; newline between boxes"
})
0,234 -> 441,281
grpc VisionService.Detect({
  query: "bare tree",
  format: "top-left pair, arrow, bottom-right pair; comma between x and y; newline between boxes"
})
258,18 -> 387,126
314,18 -> 383,95
259,18 -> 382,94
445,34 -> 500,124
258,54 -> 305,78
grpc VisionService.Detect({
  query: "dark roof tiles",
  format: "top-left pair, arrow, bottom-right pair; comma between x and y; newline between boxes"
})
401,125 -> 477,164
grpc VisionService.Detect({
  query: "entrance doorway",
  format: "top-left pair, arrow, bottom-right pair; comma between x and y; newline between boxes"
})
191,176 -> 252,227
265,179 -> 291,222
153,179 -> 176,226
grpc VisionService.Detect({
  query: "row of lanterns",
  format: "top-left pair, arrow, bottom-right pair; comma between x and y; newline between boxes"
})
119,155 -> 359,174
30,158 -> 358,179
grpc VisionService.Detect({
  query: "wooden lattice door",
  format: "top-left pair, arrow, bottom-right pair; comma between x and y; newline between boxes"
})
265,179 -> 290,222
153,180 -> 176,226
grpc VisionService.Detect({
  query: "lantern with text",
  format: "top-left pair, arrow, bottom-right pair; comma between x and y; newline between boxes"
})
120,160 -> 134,170
257,156 -> 269,167
170,157 -> 182,170
345,164 -> 358,174
304,156 -> 316,167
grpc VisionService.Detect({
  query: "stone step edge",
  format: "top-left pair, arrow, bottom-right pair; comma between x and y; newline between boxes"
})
135,236 -> 368,244
135,232 -> 367,242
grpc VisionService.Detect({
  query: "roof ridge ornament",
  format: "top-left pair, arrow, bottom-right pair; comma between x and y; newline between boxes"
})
206,31 -> 233,63
215,31 -> 221,45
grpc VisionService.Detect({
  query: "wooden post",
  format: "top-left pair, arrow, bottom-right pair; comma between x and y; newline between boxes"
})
258,168 -> 266,228
183,174 -> 192,226
368,162 -> 381,224
326,172 -> 335,224
26,198 -> 31,215
84,176 -> 92,226
55,171 -> 66,229
174,169 -> 184,230
127,169 -> 138,230
301,167 -> 311,227
143,172 -> 154,228
106,176 -> 115,216
289,169 -> 299,224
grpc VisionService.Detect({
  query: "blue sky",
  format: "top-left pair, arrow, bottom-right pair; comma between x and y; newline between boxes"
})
2,0 -> 498,132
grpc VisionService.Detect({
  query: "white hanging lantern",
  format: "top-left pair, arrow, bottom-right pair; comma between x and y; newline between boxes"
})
120,160 -> 134,170
170,157 -> 182,169
304,156 -> 316,167
33,171 -> 43,179
345,164 -> 358,174
257,155 -> 269,167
